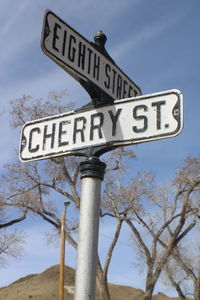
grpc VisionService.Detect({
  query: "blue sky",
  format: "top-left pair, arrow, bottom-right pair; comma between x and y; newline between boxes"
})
0,0 -> 199,297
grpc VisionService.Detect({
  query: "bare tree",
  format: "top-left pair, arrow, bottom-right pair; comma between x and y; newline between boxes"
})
162,250 -> 193,300
159,157 -> 200,300
172,248 -> 200,300
5,91 -> 198,300
0,91 -> 136,300
102,162 -> 199,300
0,228 -> 25,267
0,193 -> 26,267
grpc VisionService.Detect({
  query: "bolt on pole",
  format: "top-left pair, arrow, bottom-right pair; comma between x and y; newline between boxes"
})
74,157 -> 106,300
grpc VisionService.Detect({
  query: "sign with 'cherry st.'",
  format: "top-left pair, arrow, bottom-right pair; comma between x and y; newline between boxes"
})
19,89 -> 183,162
41,10 -> 141,101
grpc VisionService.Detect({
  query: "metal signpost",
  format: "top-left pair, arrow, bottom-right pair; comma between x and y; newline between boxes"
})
19,10 -> 184,300
75,157 -> 106,300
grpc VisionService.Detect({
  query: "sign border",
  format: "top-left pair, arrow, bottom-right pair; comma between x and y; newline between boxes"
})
41,10 -> 142,102
19,89 -> 183,162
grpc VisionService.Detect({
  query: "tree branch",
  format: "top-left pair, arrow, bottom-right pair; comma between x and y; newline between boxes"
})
126,219 -> 151,261
103,219 -> 123,280
60,158 -> 80,206
0,211 -> 27,229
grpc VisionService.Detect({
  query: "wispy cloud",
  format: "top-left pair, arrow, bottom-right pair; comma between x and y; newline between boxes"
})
0,1 -> 30,38
112,10 -> 187,59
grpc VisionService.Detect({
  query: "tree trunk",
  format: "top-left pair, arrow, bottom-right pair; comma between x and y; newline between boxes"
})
143,286 -> 154,300
194,281 -> 200,300
168,274 -> 186,299
95,220 -> 123,300
173,283 -> 186,300
194,287 -> 200,300
96,257 -> 111,300
144,272 -> 155,300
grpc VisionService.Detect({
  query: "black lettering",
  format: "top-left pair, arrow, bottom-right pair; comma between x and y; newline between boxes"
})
93,54 -> 100,80
78,42 -> 86,70
116,74 -> 122,99
104,64 -> 111,89
152,101 -> 166,130
43,124 -> 56,150
128,85 -> 133,97
132,105 -> 148,133
28,127 -> 40,153
62,30 -> 67,56
52,23 -> 61,52
68,35 -> 76,62
87,48 -> 93,74
134,89 -> 138,97
90,113 -> 104,141
73,117 -> 86,143
123,80 -> 128,98
112,69 -> 117,94
58,121 -> 70,147
108,109 -> 122,136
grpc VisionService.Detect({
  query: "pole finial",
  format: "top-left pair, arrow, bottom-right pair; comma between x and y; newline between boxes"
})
94,31 -> 107,49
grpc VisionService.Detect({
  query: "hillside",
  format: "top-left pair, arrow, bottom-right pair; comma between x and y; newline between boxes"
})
0,265 -> 184,300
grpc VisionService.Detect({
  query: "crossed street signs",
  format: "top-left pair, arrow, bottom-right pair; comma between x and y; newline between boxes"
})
19,12 -> 183,162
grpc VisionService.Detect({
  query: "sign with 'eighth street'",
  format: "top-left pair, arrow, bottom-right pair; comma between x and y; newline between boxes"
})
41,10 -> 141,101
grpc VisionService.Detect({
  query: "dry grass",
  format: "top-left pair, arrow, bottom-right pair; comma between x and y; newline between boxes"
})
0,265 -> 188,300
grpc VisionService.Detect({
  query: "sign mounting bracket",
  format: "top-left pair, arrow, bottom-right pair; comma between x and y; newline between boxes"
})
78,31 -> 115,108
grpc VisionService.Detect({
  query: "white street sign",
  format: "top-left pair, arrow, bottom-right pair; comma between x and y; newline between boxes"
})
41,10 -> 141,101
20,90 -> 183,162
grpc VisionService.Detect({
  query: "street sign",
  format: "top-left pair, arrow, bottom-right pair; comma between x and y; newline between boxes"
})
20,89 -> 183,162
41,10 -> 141,102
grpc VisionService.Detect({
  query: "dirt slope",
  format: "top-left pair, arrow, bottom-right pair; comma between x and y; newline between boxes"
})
0,265 -> 184,300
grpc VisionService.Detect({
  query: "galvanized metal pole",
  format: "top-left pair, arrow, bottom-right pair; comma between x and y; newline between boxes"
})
74,157 -> 106,300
